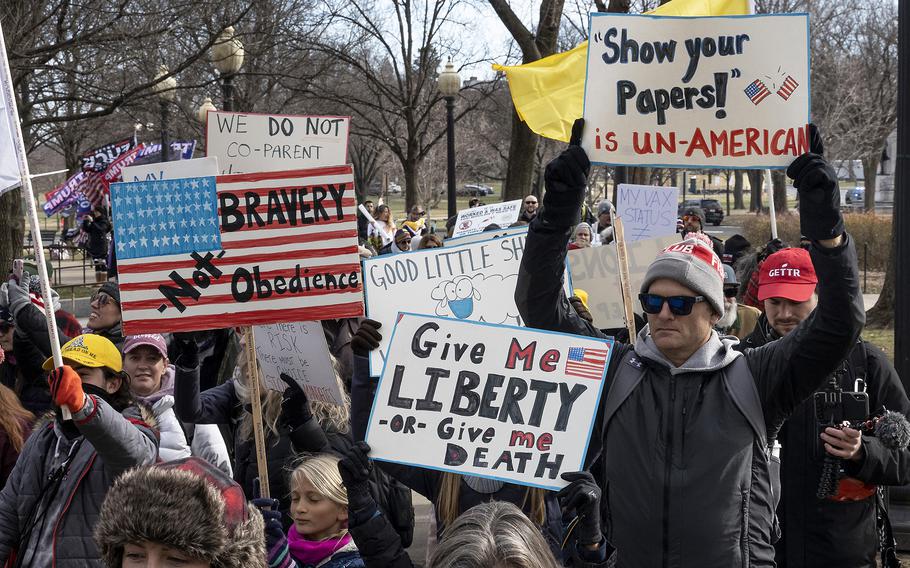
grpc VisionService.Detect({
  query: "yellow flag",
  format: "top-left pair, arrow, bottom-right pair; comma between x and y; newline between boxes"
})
492,0 -> 752,142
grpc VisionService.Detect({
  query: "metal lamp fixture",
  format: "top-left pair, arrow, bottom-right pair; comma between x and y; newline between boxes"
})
438,59 -> 461,219
437,59 -> 461,97
212,26 -> 245,76
196,97 -> 217,124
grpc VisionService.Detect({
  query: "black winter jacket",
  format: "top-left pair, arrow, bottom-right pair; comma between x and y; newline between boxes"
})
514,215 -> 864,568
741,317 -> 910,568
82,214 -> 111,259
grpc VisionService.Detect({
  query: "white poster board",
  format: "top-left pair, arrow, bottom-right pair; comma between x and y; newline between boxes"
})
451,200 -> 522,237
568,235 -> 678,329
253,321 -> 343,405
616,184 -> 679,242
364,230 -> 571,374
445,225 -> 528,247
206,111 -> 351,175
365,313 -> 613,490
581,14 -> 810,168
121,156 -> 219,182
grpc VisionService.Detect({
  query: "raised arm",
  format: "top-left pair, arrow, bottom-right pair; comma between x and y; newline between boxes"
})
514,119 -> 605,340
173,338 -> 237,424
75,395 -> 158,476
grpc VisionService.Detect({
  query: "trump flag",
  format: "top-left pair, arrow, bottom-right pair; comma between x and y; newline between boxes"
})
110,164 -> 363,334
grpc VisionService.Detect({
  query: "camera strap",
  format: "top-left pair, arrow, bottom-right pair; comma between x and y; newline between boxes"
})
877,488 -> 902,568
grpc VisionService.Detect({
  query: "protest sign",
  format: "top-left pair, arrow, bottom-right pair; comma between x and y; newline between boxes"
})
206,111 -> 351,175
253,321 -> 343,405
444,225 -> 528,247
616,183 -> 679,242
365,313 -> 612,490
451,200 -> 522,238
122,156 -> 218,182
111,164 -> 363,335
568,235 -> 677,329
581,13 -> 810,168
364,230 -> 571,374
80,137 -> 135,172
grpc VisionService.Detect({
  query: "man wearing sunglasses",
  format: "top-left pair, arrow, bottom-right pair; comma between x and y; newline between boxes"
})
740,247 -> 910,568
402,204 -> 427,239
516,120 -> 863,568
715,264 -> 760,340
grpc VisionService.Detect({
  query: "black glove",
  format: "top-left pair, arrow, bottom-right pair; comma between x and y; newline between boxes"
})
786,124 -> 843,241
542,118 -> 590,228
558,471 -> 603,547
758,238 -> 786,262
338,440 -> 376,515
252,497 -> 287,552
171,331 -> 201,368
279,372 -> 311,430
351,319 -> 382,357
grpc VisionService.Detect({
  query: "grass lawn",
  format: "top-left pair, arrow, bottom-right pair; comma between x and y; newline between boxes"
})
863,326 -> 894,361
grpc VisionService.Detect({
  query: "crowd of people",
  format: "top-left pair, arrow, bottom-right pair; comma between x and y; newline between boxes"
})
0,119 -> 903,568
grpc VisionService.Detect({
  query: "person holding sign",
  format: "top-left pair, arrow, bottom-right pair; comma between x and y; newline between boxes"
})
515,120 -> 863,567
0,334 -> 159,566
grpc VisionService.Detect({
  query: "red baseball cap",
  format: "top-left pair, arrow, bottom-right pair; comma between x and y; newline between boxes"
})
758,248 -> 818,302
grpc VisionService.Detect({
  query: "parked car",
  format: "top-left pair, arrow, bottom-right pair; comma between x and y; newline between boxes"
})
388,182 -> 402,194
678,199 -> 724,225
458,184 -> 493,197
844,187 -> 864,204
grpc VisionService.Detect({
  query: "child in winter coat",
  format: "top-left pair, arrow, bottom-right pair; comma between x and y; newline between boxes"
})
258,453 -> 364,568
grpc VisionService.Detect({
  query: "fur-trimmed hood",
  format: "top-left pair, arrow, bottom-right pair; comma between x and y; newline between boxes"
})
95,463 -> 265,568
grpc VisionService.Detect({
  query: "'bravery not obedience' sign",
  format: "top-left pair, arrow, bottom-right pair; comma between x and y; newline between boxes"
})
111,164 -> 363,335
581,13 -> 810,169
206,111 -> 351,175
363,228 -> 571,374
365,313 -> 612,490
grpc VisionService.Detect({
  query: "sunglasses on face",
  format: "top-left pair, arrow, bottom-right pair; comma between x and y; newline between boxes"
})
525,201 -> 537,205
0,323 -> 11,334
639,293 -> 706,316
724,286 -> 738,298
91,292 -> 115,307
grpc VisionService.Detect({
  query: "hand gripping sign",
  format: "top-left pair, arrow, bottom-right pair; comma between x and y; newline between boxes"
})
581,13 -> 810,169
366,313 -> 613,490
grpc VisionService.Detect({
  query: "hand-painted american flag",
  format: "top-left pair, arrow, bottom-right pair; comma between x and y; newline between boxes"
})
744,79 -> 771,105
776,75 -> 799,100
564,346 -> 609,380
111,164 -> 363,335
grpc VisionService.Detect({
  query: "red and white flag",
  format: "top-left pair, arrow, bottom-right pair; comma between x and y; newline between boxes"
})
776,75 -> 799,100
111,164 -> 363,334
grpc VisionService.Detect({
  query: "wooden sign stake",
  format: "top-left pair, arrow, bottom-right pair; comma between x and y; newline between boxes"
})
244,326 -> 270,498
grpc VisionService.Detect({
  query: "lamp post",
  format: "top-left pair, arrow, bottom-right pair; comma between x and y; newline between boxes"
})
211,26 -> 244,112
152,65 -> 177,162
196,98 -> 218,154
438,59 -> 461,219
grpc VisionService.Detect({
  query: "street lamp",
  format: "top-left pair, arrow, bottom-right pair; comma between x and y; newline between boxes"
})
196,97 -> 217,124
211,26 -> 244,112
152,65 -> 177,162
438,59 -> 461,219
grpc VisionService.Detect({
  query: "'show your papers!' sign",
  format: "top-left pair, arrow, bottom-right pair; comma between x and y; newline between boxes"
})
581,13 -> 810,169
366,314 -> 612,490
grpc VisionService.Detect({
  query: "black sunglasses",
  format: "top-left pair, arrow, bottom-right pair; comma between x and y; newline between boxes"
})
0,323 -> 11,334
724,286 -> 738,298
639,293 -> 705,316
91,292 -> 116,307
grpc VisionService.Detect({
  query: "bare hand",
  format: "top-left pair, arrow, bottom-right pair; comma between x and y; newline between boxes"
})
821,426 -> 864,461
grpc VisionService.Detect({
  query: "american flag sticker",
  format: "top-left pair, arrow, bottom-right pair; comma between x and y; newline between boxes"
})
744,79 -> 771,105
776,75 -> 799,100
111,164 -> 364,334
565,346 -> 610,380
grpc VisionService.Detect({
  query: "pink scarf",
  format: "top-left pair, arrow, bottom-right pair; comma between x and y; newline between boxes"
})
287,527 -> 351,566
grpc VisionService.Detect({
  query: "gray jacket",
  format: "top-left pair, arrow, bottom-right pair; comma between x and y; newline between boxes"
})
515,217 -> 864,568
0,396 -> 158,567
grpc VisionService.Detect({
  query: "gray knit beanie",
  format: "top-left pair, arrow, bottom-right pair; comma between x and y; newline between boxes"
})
640,234 -> 726,316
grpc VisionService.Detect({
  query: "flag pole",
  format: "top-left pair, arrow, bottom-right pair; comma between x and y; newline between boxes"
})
612,212 -> 637,345
766,169 -> 778,240
0,23 -> 70,419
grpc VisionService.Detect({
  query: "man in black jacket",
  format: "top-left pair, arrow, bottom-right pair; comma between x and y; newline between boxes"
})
740,246 -> 910,568
514,121 -> 863,568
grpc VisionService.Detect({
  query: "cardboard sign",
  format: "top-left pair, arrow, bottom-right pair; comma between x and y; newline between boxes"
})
206,111 -> 351,175
253,321 -> 343,405
122,156 -> 218,182
581,14 -> 810,168
616,184 -> 679,242
364,230 -> 571,374
568,235 -> 678,329
444,225 -> 528,247
365,313 -> 612,490
451,200 -> 522,237
111,164 -> 363,334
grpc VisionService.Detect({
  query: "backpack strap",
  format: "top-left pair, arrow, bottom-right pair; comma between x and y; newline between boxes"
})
601,348 -> 647,430
722,355 -> 768,449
